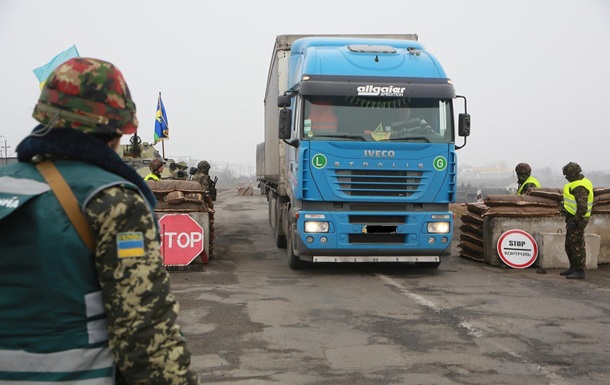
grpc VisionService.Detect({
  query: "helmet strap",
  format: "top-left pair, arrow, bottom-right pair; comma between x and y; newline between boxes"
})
29,113 -> 60,137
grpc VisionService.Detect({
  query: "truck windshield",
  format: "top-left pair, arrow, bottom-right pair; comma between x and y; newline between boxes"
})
302,96 -> 453,143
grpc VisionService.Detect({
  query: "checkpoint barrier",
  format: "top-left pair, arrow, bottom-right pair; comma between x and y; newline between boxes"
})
459,189 -> 610,268
146,180 -> 213,271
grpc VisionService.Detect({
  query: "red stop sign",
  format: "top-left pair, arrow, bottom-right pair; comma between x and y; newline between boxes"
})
158,214 -> 204,266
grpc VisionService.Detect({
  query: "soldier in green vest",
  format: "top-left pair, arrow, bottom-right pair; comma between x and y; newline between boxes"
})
515,162 -> 541,195
560,162 -> 594,279
0,58 -> 200,384
144,158 -> 165,181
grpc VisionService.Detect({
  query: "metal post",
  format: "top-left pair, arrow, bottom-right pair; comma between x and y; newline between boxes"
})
0,135 -> 9,166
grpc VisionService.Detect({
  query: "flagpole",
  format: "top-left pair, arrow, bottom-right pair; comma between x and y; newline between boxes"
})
162,140 -> 165,160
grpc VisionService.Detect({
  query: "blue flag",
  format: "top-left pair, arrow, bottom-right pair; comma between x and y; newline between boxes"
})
33,45 -> 80,89
154,92 -> 170,144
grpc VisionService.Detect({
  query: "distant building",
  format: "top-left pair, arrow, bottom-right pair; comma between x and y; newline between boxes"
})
459,166 -> 513,179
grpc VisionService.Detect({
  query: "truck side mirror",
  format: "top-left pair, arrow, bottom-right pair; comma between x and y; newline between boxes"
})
458,113 -> 471,137
278,108 -> 292,140
277,95 -> 292,108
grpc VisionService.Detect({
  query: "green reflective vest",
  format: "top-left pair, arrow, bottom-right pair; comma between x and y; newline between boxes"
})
517,175 -> 541,195
563,177 -> 593,217
144,172 -> 161,181
0,160 -> 137,384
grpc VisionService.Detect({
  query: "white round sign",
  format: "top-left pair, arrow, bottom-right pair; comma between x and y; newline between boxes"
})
496,229 -> 538,269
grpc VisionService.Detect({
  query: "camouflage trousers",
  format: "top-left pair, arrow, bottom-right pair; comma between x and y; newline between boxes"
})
565,218 -> 589,270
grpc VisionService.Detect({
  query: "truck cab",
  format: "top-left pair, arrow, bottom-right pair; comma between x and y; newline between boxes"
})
260,35 -> 470,269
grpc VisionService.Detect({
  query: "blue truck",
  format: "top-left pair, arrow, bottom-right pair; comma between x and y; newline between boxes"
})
256,34 -> 470,269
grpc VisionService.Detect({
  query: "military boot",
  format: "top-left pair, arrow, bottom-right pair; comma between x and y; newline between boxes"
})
566,269 -> 585,279
559,268 -> 574,276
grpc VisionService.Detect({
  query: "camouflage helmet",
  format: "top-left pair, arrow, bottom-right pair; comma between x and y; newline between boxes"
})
149,159 -> 164,172
198,160 -> 210,172
562,162 -> 582,177
32,57 -> 138,136
515,163 -> 531,175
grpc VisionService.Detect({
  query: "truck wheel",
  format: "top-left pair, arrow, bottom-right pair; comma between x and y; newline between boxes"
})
287,224 -> 305,270
415,261 -> 441,268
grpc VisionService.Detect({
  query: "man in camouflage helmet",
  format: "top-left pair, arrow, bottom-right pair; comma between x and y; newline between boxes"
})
192,160 -> 216,200
145,158 -> 165,181
0,58 -> 200,384
514,162 -> 541,195
192,160 -> 216,256
559,162 -> 593,279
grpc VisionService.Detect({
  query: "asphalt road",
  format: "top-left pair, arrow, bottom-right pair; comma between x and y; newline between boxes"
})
170,189 -> 610,385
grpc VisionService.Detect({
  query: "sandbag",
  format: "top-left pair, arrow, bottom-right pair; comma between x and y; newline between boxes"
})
466,201 -> 489,216
484,194 -> 558,207
592,203 -> 610,214
155,201 -> 212,212
146,180 -> 205,193
526,187 -> 563,202
461,212 -> 484,226
594,187 -> 610,196
483,206 -> 559,218
459,249 -> 485,262
458,240 -> 484,254
460,232 -> 483,246
460,223 -> 483,237
594,193 -> 610,205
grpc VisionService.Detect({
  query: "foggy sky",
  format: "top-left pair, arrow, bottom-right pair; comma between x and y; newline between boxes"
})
1,0 -> 609,173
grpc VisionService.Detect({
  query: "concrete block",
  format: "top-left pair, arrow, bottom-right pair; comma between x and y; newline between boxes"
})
533,232 -> 599,269
483,217 -> 565,267
586,214 -> 610,264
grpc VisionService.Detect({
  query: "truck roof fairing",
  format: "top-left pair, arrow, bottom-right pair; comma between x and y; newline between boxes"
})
289,37 -> 447,84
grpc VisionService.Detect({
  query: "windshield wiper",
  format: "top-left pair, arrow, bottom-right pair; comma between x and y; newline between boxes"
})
382,136 -> 430,142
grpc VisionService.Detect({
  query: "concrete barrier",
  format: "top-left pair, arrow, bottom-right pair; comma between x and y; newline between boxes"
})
534,232 -> 600,269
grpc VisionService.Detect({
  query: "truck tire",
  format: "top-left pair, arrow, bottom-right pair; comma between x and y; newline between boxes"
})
287,223 -> 305,270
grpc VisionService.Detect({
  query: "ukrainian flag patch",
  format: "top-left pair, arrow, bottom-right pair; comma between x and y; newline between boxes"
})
116,232 -> 145,258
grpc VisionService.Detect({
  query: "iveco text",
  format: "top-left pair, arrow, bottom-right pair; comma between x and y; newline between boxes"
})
364,150 -> 395,158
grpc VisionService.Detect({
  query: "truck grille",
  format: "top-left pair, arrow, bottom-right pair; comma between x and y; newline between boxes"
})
334,169 -> 423,197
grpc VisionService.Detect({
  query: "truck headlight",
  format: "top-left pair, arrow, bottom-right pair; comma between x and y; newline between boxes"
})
304,221 -> 329,233
427,221 -> 450,234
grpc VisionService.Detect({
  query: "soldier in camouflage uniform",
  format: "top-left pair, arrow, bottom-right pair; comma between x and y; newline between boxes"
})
192,160 -> 216,256
0,58 -> 200,384
192,160 -> 217,200
514,162 -> 541,195
560,162 -> 593,279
